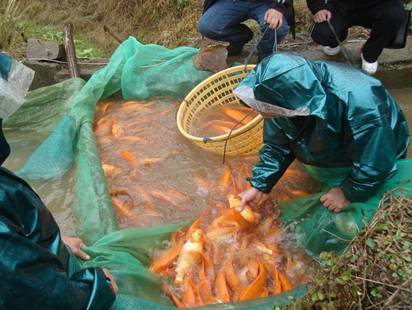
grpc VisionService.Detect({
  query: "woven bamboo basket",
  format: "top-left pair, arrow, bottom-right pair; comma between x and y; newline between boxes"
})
177,65 -> 263,156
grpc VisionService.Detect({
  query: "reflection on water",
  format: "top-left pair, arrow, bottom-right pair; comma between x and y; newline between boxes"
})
191,104 -> 258,137
389,87 -> 412,157
94,99 -> 319,229
3,134 -> 76,236
2,86 -> 409,237
30,171 -> 76,236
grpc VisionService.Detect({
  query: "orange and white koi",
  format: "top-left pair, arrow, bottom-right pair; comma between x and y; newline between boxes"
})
175,229 -> 204,284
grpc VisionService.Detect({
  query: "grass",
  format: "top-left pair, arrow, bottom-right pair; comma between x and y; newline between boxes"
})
1,0 -> 310,58
289,188 -> 412,309
2,0 -> 411,59
16,21 -> 105,58
6,0 -> 205,57
0,0 -> 21,51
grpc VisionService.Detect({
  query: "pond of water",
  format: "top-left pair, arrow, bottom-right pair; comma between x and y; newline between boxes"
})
2,86 -> 410,235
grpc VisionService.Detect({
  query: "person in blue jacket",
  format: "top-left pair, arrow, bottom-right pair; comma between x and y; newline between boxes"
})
0,119 -> 118,309
198,0 -> 295,61
235,53 -> 409,212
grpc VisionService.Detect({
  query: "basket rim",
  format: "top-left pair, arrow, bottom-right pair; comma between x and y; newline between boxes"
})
177,65 -> 261,143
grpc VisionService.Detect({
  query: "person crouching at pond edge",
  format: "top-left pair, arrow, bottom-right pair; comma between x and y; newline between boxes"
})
306,0 -> 409,74
199,0 -> 295,62
234,53 -> 409,212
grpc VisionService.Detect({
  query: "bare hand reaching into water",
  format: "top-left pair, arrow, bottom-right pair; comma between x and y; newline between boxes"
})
239,187 -> 268,211
62,236 -> 91,260
320,187 -> 351,213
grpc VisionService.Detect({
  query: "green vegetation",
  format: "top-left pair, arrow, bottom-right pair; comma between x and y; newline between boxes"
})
1,0 -> 411,59
17,22 -> 104,58
0,0 -> 20,50
290,189 -> 412,309
1,0 -> 316,58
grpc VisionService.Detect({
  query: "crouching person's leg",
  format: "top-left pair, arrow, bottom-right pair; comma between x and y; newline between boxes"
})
361,0 -> 408,64
249,2 -> 289,61
311,7 -> 349,56
198,0 -> 253,56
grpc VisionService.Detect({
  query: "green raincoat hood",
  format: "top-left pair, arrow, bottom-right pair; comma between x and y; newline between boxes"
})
234,53 -> 327,118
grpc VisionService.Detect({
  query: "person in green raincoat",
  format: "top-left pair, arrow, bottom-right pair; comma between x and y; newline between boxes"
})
0,119 -> 118,309
235,53 -> 409,212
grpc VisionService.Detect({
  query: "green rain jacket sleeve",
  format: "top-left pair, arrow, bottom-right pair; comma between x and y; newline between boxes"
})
249,118 -> 295,193
340,101 -> 399,202
0,171 -> 115,310
0,230 -> 114,309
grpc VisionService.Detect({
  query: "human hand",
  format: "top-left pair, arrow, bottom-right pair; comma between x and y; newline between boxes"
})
239,187 -> 268,211
313,9 -> 332,23
264,9 -> 284,29
320,187 -> 351,213
61,236 -> 91,260
102,268 -> 119,295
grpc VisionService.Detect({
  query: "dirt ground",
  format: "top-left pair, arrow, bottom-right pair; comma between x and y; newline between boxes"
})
1,0 -> 382,59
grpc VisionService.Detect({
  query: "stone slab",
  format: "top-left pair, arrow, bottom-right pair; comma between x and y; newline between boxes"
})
24,60 -> 106,90
26,39 -> 66,61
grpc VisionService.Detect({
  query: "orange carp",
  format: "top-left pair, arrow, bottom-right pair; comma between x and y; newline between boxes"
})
119,150 -> 138,173
94,99 -> 312,307
149,194 -> 311,307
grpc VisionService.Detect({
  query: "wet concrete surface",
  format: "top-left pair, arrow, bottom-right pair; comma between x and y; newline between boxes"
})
25,36 -> 412,90
300,36 -> 412,68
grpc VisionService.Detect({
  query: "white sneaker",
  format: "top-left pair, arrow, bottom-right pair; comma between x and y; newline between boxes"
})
322,45 -> 341,56
361,53 -> 378,74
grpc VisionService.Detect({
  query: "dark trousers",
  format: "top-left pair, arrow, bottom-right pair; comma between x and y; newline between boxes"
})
311,0 -> 407,62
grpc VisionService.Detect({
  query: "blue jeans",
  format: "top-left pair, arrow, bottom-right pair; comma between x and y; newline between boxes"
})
198,0 -> 289,59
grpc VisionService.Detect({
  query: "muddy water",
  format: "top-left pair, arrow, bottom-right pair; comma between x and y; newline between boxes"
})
3,135 -> 76,236
95,99 -> 318,229
191,104 -> 259,137
2,86 -> 409,237
389,87 -> 412,157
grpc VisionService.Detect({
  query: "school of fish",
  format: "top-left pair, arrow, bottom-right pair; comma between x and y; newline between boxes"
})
150,193 -> 312,307
93,99 -> 315,307
94,99 -> 317,229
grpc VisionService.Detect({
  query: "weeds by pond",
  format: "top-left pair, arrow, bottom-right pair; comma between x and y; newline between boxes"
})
0,0 -> 21,50
2,0 -> 411,59
290,188 -> 412,309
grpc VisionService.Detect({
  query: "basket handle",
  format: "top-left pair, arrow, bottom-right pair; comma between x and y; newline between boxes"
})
243,26 -> 278,70
221,110 -> 256,164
